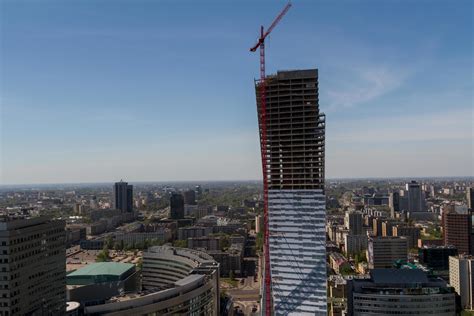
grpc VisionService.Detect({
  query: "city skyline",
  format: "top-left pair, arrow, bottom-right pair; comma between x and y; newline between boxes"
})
1,1 -> 473,185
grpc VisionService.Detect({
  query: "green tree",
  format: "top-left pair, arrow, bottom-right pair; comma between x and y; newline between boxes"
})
229,270 -> 235,281
96,248 -> 109,262
173,240 -> 187,248
340,265 -> 354,276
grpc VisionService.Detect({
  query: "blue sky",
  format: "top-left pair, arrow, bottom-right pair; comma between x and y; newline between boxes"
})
1,0 -> 472,184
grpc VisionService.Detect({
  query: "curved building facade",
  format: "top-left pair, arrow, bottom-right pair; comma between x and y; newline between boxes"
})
84,246 -> 219,315
348,269 -> 456,316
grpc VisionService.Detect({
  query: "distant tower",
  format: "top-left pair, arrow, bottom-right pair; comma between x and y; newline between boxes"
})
183,190 -> 196,205
389,192 -> 400,218
345,211 -> 363,235
113,180 -> 133,212
406,181 -> 423,212
467,187 -> 474,210
170,193 -> 185,220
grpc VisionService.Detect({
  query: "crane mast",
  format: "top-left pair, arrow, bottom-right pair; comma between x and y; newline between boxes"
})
249,3 -> 292,315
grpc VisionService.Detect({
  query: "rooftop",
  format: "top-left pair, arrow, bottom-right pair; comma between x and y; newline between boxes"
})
371,269 -> 428,284
68,262 -> 134,278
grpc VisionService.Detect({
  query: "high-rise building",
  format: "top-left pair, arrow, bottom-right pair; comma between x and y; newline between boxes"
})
0,215 -> 66,315
183,189 -> 196,205
389,192 -> 400,218
255,69 -> 326,314
372,217 -> 386,237
443,209 -> 471,254
344,234 -> 368,255
113,180 -> 133,212
418,246 -> 458,270
195,185 -> 203,200
381,220 -> 396,237
255,214 -> 263,234
170,192 -> 185,220
406,181 -> 424,212
467,187 -> 474,210
392,225 -> 420,249
449,255 -> 474,310
345,211 -> 363,235
347,269 -> 456,316
368,236 -> 408,269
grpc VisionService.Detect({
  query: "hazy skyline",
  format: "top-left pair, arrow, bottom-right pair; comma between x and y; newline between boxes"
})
1,0 -> 473,185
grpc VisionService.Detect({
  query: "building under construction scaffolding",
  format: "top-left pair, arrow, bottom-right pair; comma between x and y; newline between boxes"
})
255,69 -> 326,315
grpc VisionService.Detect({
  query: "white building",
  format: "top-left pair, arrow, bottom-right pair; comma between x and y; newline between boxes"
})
449,255 -> 474,310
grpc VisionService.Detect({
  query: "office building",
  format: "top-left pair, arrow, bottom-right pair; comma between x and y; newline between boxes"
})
449,255 -> 474,310
345,211 -> 363,235
255,69 -> 326,314
468,187 -> 474,210
406,181 -> 424,212
170,192 -> 185,220
344,234 -> 368,256
368,236 -> 408,269
85,246 -> 220,315
392,225 -> 420,249
419,246 -> 458,270
113,180 -> 133,213
347,269 -> 456,315
184,189 -> 197,205
443,209 -> 472,254
0,215 -> 66,315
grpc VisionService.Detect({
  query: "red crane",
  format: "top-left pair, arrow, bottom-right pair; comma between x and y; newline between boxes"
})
249,2 -> 292,315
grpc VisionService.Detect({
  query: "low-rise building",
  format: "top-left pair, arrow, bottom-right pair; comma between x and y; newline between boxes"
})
188,236 -> 222,251
329,252 -> 351,274
368,236 -> 408,269
347,269 -> 456,315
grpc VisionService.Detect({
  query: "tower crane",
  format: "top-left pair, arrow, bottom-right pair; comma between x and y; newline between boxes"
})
249,2 -> 292,315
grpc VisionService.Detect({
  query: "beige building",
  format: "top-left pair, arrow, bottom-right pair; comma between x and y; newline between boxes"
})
449,255 -> 474,310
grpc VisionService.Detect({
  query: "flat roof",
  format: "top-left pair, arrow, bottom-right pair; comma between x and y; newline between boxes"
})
371,269 -> 428,284
68,262 -> 134,278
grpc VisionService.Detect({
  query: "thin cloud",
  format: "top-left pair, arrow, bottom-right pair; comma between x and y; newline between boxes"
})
324,66 -> 409,112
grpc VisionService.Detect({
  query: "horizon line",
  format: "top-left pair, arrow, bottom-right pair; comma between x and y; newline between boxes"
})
1,175 -> 473,187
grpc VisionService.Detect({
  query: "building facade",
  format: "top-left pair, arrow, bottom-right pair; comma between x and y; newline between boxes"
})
0,216 -> 66,315
255,69 -> 326,315
449,255 -> 474,310
467,187 -> 474,210
368,236 -> 408,269
348,269 -> 456,315
419,246 -> 458,270
443,210 -> 472,254
170,192 -> 185,220
113,180 -> 133,213
345,211 -> 363,235
84,246 -> 219,315
392,225 -> 420,249
406,181 -> 424,212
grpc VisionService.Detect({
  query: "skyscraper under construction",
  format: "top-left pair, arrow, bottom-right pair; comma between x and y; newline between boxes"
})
255,69 -> 326,315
